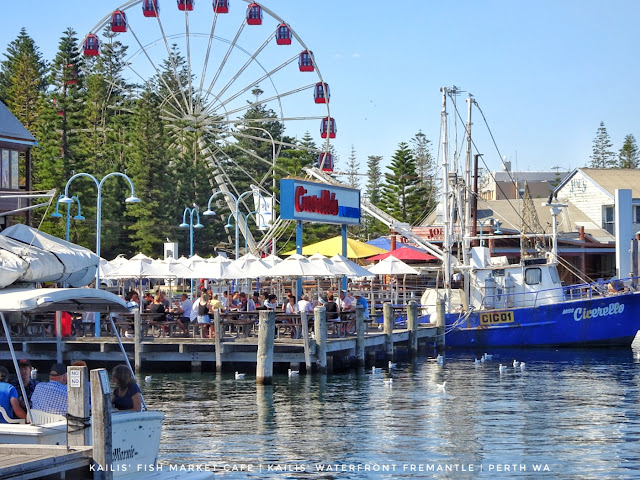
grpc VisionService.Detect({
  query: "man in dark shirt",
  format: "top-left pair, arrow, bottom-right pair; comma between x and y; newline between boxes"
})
324,294 -> 339,320
9,359 -> 38,409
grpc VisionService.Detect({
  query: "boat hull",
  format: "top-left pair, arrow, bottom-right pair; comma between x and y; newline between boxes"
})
444,291 -> 640,348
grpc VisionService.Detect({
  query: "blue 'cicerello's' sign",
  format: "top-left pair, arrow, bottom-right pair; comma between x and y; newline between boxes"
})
280,179 -> 361,225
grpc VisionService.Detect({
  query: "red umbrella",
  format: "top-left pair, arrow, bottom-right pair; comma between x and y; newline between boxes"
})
367,247 -> 437,262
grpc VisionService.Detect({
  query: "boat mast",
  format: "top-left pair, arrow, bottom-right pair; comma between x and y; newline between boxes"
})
462,94 -> 474,305
440,87 -> 452,309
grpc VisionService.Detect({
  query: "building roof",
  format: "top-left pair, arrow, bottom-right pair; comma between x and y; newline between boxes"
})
485,171 -> 567,183
556,168 -> 640,199
0,101 -> 36,146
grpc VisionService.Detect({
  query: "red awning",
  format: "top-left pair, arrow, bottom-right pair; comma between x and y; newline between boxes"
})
367,247 -> 437,262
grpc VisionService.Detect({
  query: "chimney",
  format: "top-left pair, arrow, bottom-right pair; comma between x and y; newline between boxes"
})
578,226 -> 585,241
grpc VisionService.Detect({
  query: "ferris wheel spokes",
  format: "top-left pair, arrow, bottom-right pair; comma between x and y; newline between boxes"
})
198,12 -> 221,97
220,83 -> 315,118
182,9 -> 194,116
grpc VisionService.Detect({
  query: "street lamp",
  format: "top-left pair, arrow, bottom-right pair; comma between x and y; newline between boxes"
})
179,204 -> 204,295
203,189 -> 269,259
478,217 -> 503,246
225,210 -> 268,255
51,194 -> 85,241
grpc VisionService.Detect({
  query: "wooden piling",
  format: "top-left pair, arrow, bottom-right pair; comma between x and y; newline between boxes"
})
256,310 -> 275,384
314,306 -> 327,373
435,298 -> 446,349
383,302 -> 394,359
300,310 -> 312,373
90,368 -> 113,480
67,366 -> 90,447
632,238 -> 639,288
55,311 -> 63,364
355,305 -> 365,367
134,310 -> 142,375
213,309 -> 222,374
407,300 -> 418,357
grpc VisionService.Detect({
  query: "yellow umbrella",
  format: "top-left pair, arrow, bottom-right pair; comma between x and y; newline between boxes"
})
283,236 -> 387,259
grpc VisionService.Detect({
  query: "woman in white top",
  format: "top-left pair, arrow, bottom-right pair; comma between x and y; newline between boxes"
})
285,296 -> 299,314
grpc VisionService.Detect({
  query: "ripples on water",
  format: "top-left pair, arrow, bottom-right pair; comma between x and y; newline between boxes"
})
140,338 -> 640,479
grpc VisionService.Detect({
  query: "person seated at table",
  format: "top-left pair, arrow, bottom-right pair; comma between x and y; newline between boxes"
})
175,293 -> 192,335
125,291 -> 140,311
209,294 -> 222,312
247,293 -> 257,311
325,294 -> 339,320
285,295 -> 299,314
255,293 -> 267,310
237,292 -> 249,311
31,363 -> 68,415
264,294 -> 277,310
111,365 -> 142,412
298,294 -> 314,315
353,291 -> 370,320
0,366 -> 26,423
193,291 -> 214,338
141,292 -> 153,311
338,291 -> 355,315
230,292 -> 241,308
148,295 -> 167,326
156,290 -> 170,309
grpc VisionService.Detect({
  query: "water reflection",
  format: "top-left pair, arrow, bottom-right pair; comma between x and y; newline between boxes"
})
142,341 -> 640,478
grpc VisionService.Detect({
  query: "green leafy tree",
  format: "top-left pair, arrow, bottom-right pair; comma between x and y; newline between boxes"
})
618,134 -> 639,169
589,121 -> 616,168
380,142 -> 423,224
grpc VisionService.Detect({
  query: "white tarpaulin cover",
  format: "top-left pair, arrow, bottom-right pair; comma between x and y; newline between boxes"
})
0,225 -> 98,287
0,287 -> 128,313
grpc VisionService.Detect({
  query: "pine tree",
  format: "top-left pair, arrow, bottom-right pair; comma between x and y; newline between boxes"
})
345,145 -> 359,188
589,121 -> 616,168
618,134 -> 639,169
0,28 -> 48,130
380,142 -> 423,224
365,155 -> 382,205
411,130 -> 438,218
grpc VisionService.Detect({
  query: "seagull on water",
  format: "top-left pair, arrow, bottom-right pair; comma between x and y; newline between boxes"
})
388,361 -> 397,369
513,360 -> 520,368
520,362 -> 526,372
436,381 -> 446,392
144,375 -> 152,382
436,354 -> 444,365
474,358 -> 482,366
383,378 -> 393,386
499,364 -> 507,374
235,371 -> 246,380
288,369 -> 299,377
372,366 -> 382,374
483,353 -> 493,361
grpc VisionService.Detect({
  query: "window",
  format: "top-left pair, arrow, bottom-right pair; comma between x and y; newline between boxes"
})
525,268 -> 542,285
0,149 -> 20,190
634,205 -> 640,224
549,266 -> 560,284
603,205 -> 614,235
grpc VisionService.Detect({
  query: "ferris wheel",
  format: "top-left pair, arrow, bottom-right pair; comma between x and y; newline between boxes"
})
78,0 -> 336,251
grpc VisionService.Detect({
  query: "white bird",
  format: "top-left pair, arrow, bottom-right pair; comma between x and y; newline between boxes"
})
234,371 -> 246,380
388,361 -> 397,369
436,354 -> 444,365
483,353 -> 493,361
144,375 -> 152,382
513,360 -> 520,368
436,381 -> 446,391
520,362 -> 526,371
30,368 -> 38,380
288,369 -> 299,377
474,358 -> 482,365
383,378 -> 393,386
499,364 -> 507,374
372,366 -> 382,374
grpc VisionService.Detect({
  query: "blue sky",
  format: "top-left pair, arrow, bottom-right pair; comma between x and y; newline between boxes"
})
2,0 -> 639,179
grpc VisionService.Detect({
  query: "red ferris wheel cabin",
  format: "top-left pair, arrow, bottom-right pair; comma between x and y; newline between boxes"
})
317,153 -> 333,172
213,0 -> 229,13
320,117 -> 336,139
177,0 -> 194,11
142,0 -> 160,17
276,23 -> 292,45
247,3 -> 262,25
298,50 -> 314,72
110,10 -> 127,32
314,82 -> 330,104
83,35 -> 100,56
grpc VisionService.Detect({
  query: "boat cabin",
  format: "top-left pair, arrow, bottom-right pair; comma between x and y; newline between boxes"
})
110,10 -> 127,32
177,0 -> 194,11
142,0 -> 160,17
317,153 -> 333,172
83,35 -> 100,56
276,23 -> 292,45
298,50 -> 314,72
314,82 -> 330,104
213,0 -> 229,13
247,3 -> 262,25
320,117 -> 336,138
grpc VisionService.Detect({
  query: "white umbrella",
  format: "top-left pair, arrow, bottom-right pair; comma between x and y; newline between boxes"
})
368,256 -> 419,275
307,253 -> 338,277
329,254 -> 375,278
188,256 -> 244,280
262,254 -> 282,267
130,252 -> 153,262
266,254 -> 329,278
232,253 -> 271,278
152,258 -> 193,278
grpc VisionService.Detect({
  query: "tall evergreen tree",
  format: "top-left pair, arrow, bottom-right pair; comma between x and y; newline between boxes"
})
365,155 -> 382,206
0,28 -> 48,130
618,134 -> 639,169
380,142 -> 423,224
589,121 -> 616,168
345,145 -> 359,188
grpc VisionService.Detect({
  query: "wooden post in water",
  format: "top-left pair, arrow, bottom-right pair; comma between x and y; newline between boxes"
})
55,311 -> 63,363
256,310 -> 275,384
213,309 -> 222,374
300,310 -> 312,373
407,300 -> 418,357
355,305 -> 365,367
90,368 -> 113,480
134,310 -> 142,375
383,302 -> 394,359
314,306 -> 327,373
435,298 -> 446,349
67,365 -> 90,447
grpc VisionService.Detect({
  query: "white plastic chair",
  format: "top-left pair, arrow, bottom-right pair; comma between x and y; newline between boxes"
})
0,405 -> 25,424
27,409 -> 66,424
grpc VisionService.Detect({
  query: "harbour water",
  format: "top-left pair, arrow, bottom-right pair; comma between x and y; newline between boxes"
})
140,338 -> 640,479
